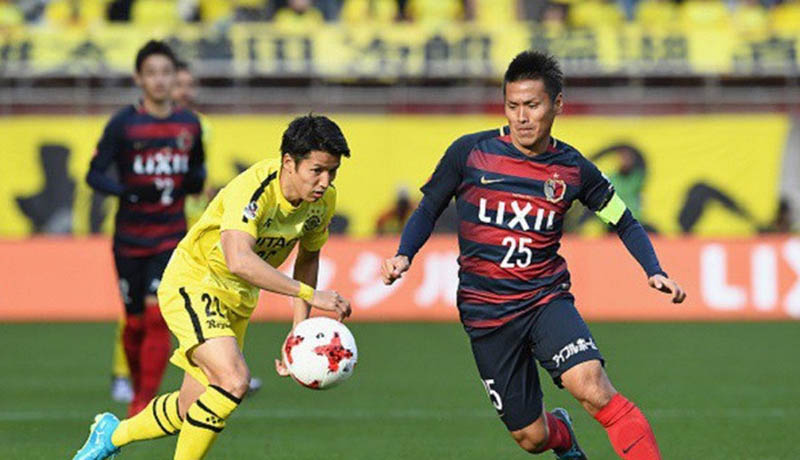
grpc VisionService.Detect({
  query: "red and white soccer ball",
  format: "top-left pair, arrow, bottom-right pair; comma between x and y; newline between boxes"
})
282,317 -> 358,390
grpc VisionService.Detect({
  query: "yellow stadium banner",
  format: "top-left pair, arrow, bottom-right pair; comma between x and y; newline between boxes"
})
1,22 -> 798,77
0,113 -> 789,238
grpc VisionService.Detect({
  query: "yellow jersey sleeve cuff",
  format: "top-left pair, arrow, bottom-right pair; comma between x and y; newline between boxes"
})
596,192 -> 627,225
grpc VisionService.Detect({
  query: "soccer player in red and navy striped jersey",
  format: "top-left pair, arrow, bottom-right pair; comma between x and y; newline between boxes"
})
382,51 -> 685,460
87,40 -> 206,417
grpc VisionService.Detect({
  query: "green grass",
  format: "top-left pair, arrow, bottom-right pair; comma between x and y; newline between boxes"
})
1,322 -> 799,459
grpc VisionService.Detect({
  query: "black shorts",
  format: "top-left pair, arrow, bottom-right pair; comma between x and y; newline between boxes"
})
468,296 -> 604,431
113,250 -> 173,315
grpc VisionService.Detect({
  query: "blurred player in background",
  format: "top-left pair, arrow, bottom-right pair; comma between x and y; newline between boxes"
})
74,114 -> 352,460
382,51 -> 686,460
107,58 -> 216,405
86,40 -> 206,417
107,58 -> 208,405
375,185 -> 415,235
172,59 -> 216,230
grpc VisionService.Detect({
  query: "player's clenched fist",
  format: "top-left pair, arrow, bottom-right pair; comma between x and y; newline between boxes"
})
648,274 -> 687,304
381,255 -> 410,285
310,289 -> 352,320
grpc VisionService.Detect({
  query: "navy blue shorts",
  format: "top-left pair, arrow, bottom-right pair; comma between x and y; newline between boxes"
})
468,296 -> 604,431
114,250 -> 173,315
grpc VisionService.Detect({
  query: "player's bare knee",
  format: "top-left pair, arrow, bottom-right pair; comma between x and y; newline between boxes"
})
563,361 -> 616,415
511,422 -> 549,454
211,365 -> 250,398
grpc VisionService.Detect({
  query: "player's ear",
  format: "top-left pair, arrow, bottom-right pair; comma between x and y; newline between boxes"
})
281,153 -> 294,173
554,93 -> 564,115
133,72 -> 143,88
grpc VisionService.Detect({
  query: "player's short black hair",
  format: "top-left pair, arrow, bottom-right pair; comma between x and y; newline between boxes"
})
503,50 -> 563,102
175,59 -> 190,72
280,114 -> 351,164
135,40 -> 178,73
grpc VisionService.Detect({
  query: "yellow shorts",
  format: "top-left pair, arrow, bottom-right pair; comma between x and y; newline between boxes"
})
158,271 -> 250,387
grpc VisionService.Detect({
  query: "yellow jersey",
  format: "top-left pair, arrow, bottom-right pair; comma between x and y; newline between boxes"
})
168,158 -> 336,315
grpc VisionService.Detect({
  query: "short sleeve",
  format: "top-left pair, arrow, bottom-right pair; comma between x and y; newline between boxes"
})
300,186 -> 337,252
577,156 -> 626,225
220,169 -> 275,238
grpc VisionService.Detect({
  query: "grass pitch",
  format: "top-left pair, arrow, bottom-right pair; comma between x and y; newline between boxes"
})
1,322 -> 798,459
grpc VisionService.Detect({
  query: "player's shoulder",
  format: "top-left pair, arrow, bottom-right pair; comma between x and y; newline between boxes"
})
172,107 -> 203,127
448,127 -> 505,154
553,138 -> 592,166
237,158 -> 280,186
106,104 -> 138,127
553,138 -> 607,188
236,158 -> 281,202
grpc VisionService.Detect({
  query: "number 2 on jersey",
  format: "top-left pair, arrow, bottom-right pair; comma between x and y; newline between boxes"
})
154,178 -> 175,205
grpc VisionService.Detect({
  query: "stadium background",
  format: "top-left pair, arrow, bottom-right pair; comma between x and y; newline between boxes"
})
1,0 -> 799,458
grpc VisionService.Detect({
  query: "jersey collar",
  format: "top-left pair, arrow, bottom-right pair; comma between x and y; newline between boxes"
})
136,99 -> 176,119
500,125 -> 561,157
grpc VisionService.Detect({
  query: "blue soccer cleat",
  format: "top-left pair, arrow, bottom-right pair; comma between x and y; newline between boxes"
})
72,412 -> 121,460
551,408 -> 588,460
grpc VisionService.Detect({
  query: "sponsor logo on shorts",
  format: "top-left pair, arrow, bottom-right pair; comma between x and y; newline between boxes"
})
205,319 -> 230,330
551,338 -> 598,367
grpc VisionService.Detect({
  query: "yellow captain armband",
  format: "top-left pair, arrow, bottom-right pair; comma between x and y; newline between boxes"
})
596,193 -> 627,225
297,282 -> 315,302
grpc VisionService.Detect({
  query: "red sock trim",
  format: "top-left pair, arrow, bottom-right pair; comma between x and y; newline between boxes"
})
594,393 -> 635,428
542,412 -> 572,453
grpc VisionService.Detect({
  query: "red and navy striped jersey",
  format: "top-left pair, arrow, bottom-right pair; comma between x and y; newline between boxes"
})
420,126 -> 615,328
89,103 -> 205,258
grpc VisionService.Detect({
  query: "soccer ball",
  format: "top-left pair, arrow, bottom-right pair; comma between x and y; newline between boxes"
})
282,317 -> 358,390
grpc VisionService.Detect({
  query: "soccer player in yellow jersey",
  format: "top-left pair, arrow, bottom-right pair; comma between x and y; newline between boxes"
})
73,114 -> 353,460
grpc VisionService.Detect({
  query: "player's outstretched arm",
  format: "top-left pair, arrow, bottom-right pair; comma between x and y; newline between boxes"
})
611,209 -> 687,304
383,134 -> 472,285
381,195 -> 444,285
220,229 -> 352,317
580,157 -> 686,304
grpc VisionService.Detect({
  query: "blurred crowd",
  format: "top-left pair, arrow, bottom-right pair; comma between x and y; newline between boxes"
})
1,0 -> 799,33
